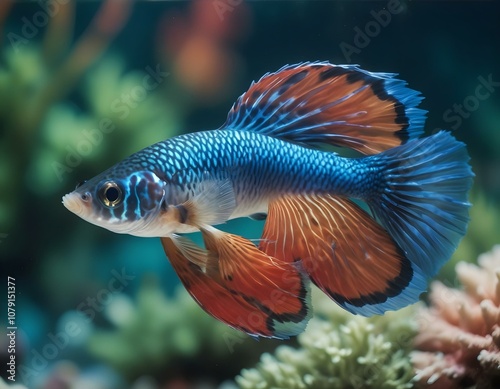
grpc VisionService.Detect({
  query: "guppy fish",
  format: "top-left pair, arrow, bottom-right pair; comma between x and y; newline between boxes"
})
63,62 -> 473,339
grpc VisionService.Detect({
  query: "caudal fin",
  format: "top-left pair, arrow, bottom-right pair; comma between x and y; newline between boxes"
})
367,131 -> 473,277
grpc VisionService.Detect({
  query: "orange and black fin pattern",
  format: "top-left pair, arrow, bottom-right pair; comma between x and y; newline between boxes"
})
259,194 -> 427,316
161,232 -> 311,339
200,227 -> 311,339
161,236 -> 274,339
221,62 -> 426,155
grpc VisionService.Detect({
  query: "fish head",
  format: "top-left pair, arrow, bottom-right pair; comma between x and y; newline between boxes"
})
62,169 -> 167,236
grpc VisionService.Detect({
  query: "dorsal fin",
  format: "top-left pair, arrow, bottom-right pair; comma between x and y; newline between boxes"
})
221,62 -> 426,155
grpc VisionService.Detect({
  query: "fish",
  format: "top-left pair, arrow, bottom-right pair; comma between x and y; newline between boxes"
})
62,62 -> 473,339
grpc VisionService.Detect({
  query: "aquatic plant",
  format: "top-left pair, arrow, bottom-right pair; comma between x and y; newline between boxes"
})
30,54 -> 179,195
412,245 -> 500,388
0,0 -> 133,231
236,288 -> 417,389
0,0 -> 181,319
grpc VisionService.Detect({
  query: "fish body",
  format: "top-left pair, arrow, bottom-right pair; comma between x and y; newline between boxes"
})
63,62 -> 473,339
74,129 -> 371,234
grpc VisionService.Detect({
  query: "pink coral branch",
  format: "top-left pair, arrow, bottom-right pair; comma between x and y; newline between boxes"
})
413,245 -> 500,388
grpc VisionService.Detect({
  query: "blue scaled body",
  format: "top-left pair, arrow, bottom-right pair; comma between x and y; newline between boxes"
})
127,129 -> 373,211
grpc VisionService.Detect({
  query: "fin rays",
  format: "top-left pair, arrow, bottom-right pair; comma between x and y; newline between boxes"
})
260,194 -> 427,316
161,229 -> 311,339
222,62 -> 426,154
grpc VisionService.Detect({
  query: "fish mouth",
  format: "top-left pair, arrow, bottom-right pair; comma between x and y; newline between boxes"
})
62,192 -> 87,216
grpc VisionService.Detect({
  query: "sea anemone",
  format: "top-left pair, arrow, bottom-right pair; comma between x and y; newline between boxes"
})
412,245 -> 500,388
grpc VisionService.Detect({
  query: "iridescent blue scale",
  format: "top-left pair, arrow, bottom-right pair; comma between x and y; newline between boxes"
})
126,130 -> 367,209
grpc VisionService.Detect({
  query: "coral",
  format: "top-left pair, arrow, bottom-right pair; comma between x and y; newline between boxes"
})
236,288 -> 417,389
412,245 -> 500,388
88,277 -> 220,378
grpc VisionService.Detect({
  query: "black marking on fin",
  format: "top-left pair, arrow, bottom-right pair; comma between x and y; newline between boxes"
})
318,66 -> 412,141
233,277 -> 310,334
325,249 -> 414,308
318,66 -> 351,81
176,205 -> 189,224
249,212 -> 267,221
345,71 -> 366,84
279,70 -> 308,92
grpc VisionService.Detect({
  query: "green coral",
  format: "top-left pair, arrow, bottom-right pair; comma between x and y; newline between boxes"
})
236,288 -> 417,389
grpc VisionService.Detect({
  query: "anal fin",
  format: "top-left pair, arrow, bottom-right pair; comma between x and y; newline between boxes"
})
260,194 -> 427,316
162,232 -> 311,339
200,227 -> 311,338
161,236 -> 274,339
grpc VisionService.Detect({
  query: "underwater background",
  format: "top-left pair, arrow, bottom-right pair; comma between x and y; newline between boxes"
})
1,1 -> 499,388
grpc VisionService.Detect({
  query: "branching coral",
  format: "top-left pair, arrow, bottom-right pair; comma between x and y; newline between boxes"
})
236,288 -> 417,389
88,277 -> 226,378
412,245 -> 500,388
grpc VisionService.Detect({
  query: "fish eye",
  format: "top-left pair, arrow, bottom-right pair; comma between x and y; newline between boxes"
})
75,180 -> 87,189
98,181 -> 123,207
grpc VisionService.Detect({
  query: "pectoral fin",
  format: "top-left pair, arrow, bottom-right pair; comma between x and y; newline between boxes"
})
168,177 -> 236,228
260,194 -> 427,316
